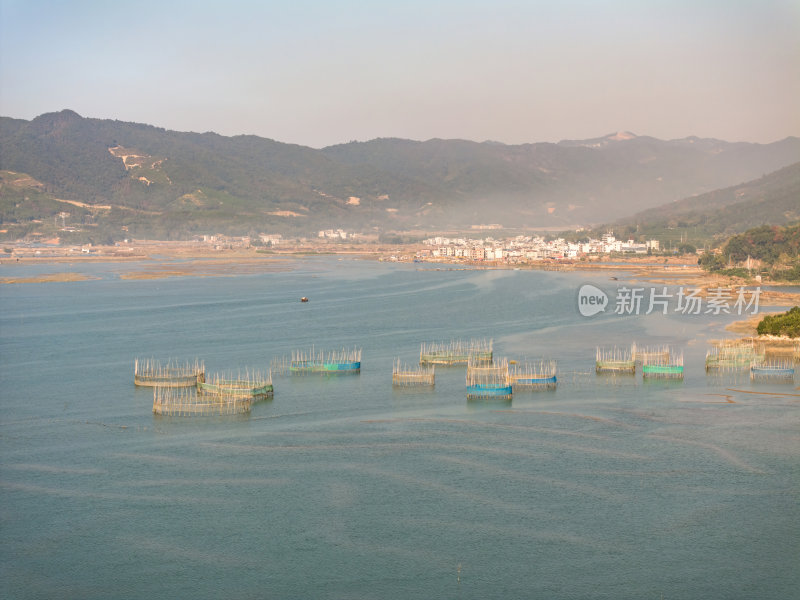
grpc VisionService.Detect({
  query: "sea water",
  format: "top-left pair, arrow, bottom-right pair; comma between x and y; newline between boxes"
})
1,257 -> 798,599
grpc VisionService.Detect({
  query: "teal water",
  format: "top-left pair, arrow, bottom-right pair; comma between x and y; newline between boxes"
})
1,258 -> 798,599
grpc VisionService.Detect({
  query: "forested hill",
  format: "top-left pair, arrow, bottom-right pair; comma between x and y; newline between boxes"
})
614,161 -> 800,240
1,109 -> 799,241
699,222 -> 800,281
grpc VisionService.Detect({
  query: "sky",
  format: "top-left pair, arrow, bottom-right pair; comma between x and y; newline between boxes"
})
1,0 -> 798,148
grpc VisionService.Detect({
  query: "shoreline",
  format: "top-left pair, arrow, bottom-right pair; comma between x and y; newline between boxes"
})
1,245 -> 798,300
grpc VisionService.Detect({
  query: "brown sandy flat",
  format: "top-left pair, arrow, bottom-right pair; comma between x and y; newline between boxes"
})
0,272 -> 96,284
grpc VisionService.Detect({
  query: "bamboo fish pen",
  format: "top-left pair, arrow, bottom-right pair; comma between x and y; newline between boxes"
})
152,387 -> 251,416
595,346 -> 636,374
750,358 -> 795,382
134,358 -> 204,387
419,338 -> 493,366
466,356 -> 512,399
510,359 -> 557,390
633,343 -> 671,366
705,340 -> 759,372
392,359 -> 435,387
197,369 -> 273,400
289,347 -> 362,375
642,350 -> 684,380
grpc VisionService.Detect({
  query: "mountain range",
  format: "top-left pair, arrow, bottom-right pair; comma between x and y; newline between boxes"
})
1,109 -> 798,241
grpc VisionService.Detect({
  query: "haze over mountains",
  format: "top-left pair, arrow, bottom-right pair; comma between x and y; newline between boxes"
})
1,109 -> 798,241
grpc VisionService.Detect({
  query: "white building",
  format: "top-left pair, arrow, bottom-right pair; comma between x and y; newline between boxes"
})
601,231 -> 616,244
259,234 -> 282,245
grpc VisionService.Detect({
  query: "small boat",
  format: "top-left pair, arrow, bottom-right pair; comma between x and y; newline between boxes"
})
300,297 -> 309,302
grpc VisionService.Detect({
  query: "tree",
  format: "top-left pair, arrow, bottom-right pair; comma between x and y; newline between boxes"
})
698,253 -> 726,271
756,306 -> 800,337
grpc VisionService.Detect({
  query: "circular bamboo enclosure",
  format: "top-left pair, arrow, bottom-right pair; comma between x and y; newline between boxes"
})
135,358 -> 204,388
153,387 -> 251,416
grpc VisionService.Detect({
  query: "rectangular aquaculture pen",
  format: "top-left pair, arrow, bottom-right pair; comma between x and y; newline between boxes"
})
466,357 -> 512,399
633,343 -> 671,366
595,346 -> 636,374
392,359 -> 435,387
510,359 -> 557,390
642,350 -> 684,380
750,359 -> 795,383
705,340 -> 759,372
289,347 -> 362,375
134,358 -> 205,388
420,338 -> 493,366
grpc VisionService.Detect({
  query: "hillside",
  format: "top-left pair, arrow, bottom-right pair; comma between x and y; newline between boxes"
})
699,223 -> 800,281
1,110 -> 799,242
608,162 -> 800,245
622,161 -> 800,231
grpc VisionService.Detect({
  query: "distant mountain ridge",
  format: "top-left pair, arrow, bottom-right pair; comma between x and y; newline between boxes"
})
1,109 -> 798,241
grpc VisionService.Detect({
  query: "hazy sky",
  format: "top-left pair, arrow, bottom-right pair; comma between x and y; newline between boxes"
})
1,0 -> 798,147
